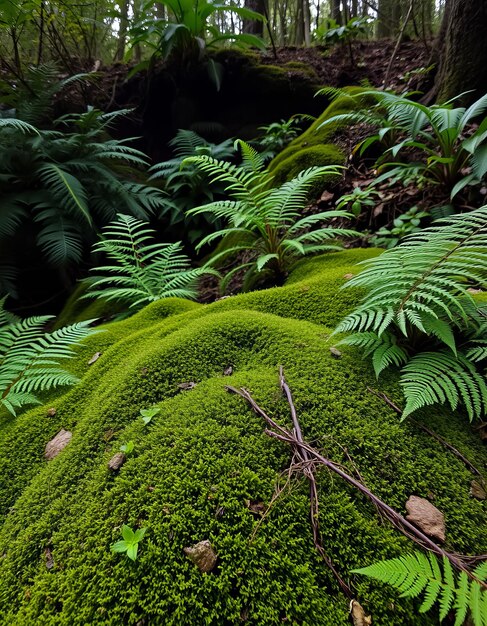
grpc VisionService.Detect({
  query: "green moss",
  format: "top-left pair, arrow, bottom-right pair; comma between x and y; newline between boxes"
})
0,250 -> 485,625
282,61 -> 320,81
270,143 -> 345,187
269,86 -> 373,174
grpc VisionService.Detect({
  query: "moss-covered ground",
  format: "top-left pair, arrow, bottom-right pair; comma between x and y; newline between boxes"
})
0,250 -> 485,625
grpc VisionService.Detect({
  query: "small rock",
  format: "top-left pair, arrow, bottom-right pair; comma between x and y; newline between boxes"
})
223,365 -> 233,376
467,288 -> 483,295
178,382 -> 197,391
470,480 -> 486,500
44,429 -> 72,460
350,599 -> 372,626
88,352 -> 102,365
343,273 -> 354,280
244,499 -> 265,516
319,190 -> 334,203
405,496 -> 445,543
183,540 -> 217,573
45,548 -> 54,570
46,407 -> 57,417
330,347 -> 342,359
108,452 -> 126,471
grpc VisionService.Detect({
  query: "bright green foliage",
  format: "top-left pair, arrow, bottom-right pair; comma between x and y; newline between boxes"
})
149,129 -> 236,241
0,109 -> 168,295
0,301 -> 95,416
85,214 -> 217,312
140,407 -> 160,425
336,185 -> 381,218
371,205 -> 430,248
129,0 -> 265,79
336,206 -> 487,420
353,552 -> 487,626
119,441 -> 135,455
321,90 -> 487,198
111,525 -> 147,561
0,250 -> 485,625
185,140 -> 356,290
253,115 -> 310,162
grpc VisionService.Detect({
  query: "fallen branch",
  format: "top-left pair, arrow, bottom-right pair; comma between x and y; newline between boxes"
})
226,372 -> 487,593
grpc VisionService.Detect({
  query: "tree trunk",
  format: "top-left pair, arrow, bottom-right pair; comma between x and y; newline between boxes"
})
431,0 -> 487,105
243,0 -> 266,36
377,0 -> 397,38
115,0 -> 129,61
330,0 -> 341,22
295,0 -> 304,45
303,0 -> 311,46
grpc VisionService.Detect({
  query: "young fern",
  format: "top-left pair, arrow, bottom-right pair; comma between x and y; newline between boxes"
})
353,552 -> 487,626
84,214 -> 217,311
0,300 -> 96,416
184,140 -> 356,291
335,206 -> 487,420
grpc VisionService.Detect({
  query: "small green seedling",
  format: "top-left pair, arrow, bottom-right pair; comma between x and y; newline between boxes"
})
111,525 -> 146,561
140,407 -> 160,426
120,441 -> 134,454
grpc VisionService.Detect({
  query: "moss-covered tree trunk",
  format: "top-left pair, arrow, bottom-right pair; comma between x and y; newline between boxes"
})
432,0 -> 487,105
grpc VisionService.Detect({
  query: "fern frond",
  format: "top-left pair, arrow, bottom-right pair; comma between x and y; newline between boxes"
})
401,351 -> 487,420
85,215 -> 217,312
0,304 -> 96,416
353,552 -> 487,626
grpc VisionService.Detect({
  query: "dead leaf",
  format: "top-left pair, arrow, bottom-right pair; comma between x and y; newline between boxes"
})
88,352 -> 102,365
223,365 -> 233,376
183,540 -> 217,573
46,407 -> 57,417
350,599 -> 372,625
178,382 -> 197,391
45,429 -> 72,460
467,288 -> 483,295
343,273 -> 354,280
319,190 -> 334,203
330,347 -> 342,359
405,496 -> 445,543
470,480 -> 486,500
373,203 -> 384,217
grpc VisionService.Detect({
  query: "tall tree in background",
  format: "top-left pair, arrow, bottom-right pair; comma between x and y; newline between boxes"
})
431,0 -> 487,104
243,0 -> 266,36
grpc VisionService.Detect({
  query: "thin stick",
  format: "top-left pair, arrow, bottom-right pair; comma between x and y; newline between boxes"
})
226,376 -> 487,591
367,387 -> 483,477
383,0 -> 414,87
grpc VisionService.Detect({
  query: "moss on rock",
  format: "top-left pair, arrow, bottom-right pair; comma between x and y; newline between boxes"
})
0,250 -> 485,625
269,143 -> 345,188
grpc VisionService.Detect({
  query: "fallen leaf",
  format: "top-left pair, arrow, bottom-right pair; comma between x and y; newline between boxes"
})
88,352 -> 102,365
183,540 -> 217,573
350,599 -> 372,626
223,365 -> 233,376
405,495 -> 445,543
319,190 -> 334,203
46,407 -> 57,417
343,273 -> 354,280
467,288 -> 483,295
470,480 -> 486,500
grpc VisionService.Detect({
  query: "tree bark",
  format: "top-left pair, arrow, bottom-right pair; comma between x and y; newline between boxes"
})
330,0 -> 341,22
431,0 -> 487,105
115,0 -> 129,61
243,0 -> 266,36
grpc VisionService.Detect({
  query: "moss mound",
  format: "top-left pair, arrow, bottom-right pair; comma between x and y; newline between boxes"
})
269,143 -> 345,187
268,86 -> 374,184
0,250 -> 485,625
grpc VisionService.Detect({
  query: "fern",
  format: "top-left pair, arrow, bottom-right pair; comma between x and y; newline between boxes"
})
84,214 -> 217,312
184,140 -> 355,291
352,552 -> 487,625
0,108 -> 170,296
0,301 -> 96,416
335,206 -> 487,420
